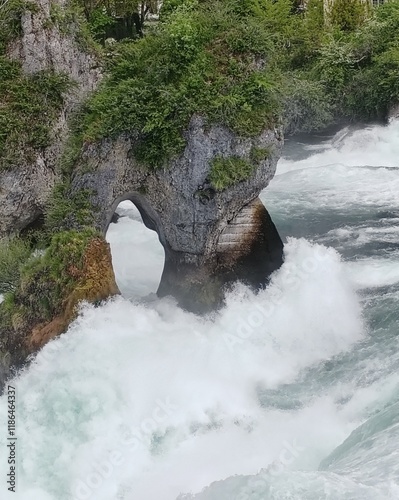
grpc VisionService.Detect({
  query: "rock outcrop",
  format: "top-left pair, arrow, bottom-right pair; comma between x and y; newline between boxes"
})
70,115 -> 284,312
0,234 -> 118,389
0,0 -> 101,237
0,0 -> 284,388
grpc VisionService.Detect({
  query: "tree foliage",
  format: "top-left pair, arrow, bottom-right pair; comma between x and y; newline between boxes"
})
77,0 -> 159,40
328,0 -> 370,31
81,0 -> 282,167
60,0 -> 399,171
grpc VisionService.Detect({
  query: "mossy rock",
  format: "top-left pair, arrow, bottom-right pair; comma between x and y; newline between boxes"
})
0,229 -> 119,355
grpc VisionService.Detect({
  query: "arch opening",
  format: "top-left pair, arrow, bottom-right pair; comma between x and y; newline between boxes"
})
106,200 -> 165,300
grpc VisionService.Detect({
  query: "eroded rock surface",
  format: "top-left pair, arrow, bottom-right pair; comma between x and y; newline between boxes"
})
71,115 -> 284,312
0,0 -> 101,237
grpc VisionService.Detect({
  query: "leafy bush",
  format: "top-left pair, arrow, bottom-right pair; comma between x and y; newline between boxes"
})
86,7 -> 116,41
250,146 -> 271,163
310,0 -> 399,121
0,237 -> 31,293
210,156 -> 255,190
0,0 -> 25,51
45,182 -> 94,233
14,228 -> 98,321
80,0 -> 281,167
0,58 -> 71,170
328,0 -> 369,32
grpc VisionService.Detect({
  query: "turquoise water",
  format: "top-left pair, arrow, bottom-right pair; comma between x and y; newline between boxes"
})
1,121 -> 399,499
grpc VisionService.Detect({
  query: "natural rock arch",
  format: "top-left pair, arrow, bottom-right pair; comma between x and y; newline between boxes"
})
0,0 -> 284,389
106,193 -> 167,246
70,116 -> 284,312
106,199 -> 165,298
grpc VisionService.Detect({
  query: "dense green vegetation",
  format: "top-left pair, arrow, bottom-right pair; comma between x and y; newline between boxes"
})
3,0 -> 399,175
16,228 -> 98,320
0,229 -> 99,329
0,58 -> 70,170
81,0 -> 282,167
72,0 -> 399,171
89,1 -> 158,41
45,182 -> 95,232
0,237 -> 31,294
0,0 -> 25,51
328,0 -> 370,32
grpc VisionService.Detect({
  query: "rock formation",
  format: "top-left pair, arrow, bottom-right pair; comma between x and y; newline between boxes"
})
0,234 -> 119,388
0,0 -> 101,237
0,0 -> 284,388
71,115 -> 284,312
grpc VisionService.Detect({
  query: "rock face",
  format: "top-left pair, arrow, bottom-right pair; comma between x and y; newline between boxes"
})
71,115 -> 284,312
0,157 -> 57,236
0,0 -> 101,237
7,0 -> 101,94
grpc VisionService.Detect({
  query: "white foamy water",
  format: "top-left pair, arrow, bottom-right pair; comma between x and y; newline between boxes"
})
345,256 -> 399,289
263,165 -> 399,219
106,202 -> 165,298
1,121 -> 399,500
277,120 -> 399,174
0,240 -> 366,500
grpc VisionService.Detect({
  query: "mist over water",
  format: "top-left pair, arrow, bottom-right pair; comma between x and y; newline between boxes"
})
1,122 -> 399,499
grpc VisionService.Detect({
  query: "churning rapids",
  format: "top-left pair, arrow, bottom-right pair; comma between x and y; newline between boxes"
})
2,121 -> 399,500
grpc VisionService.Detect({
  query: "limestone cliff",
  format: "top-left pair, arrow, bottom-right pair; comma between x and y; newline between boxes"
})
0,0 -> 108,388
0,0 -> 101,236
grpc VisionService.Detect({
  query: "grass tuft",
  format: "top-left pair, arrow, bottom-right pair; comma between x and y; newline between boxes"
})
209,156 -> 255,190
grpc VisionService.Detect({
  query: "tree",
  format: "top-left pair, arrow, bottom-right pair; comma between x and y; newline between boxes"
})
78,0 -> 159,40
327,0 -> 369,31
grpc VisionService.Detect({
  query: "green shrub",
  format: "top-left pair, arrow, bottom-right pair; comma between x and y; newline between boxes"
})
0,0 -> 25,51
250,146 -> 271,163
314,1 -> 399,121
86,7 -> 117,41
0,228 -> 111,330
0,58 -> 71,171
280,73 -> 332,134
45,182 -> 94,234
160,0 -> 192,20
0,237 -> 31,293
80,0 -> 281,168
15,228 -> 98,320
209,156 -> 255,190
328,0 -> 370,32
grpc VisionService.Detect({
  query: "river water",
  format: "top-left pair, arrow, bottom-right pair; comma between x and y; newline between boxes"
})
1,121 -> 399,500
